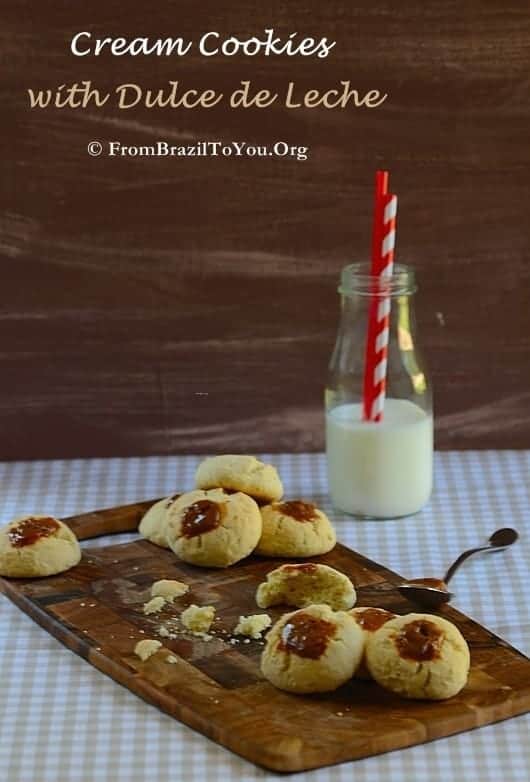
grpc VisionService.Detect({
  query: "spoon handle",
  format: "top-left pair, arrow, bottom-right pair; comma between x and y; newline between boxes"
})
443,539 -> 513,585
443,544 -> 493,585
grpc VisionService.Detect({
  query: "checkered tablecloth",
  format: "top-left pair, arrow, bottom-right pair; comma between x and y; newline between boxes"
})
0,452 -> 529,782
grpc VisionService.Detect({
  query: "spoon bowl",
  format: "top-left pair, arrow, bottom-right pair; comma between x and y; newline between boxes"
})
397,582 -> 453,609
488,528 -> 519,547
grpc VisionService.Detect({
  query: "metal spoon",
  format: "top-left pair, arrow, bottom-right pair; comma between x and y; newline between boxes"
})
398,528 -> 519,608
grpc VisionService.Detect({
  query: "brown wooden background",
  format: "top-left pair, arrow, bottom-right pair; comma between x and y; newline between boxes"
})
2,1 -> 530,459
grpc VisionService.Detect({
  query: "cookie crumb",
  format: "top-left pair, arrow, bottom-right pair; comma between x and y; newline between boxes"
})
166,655 -> 178,664
234,614 -> 272,639
134,639 -> 161,661
151,579 -> 189,601
143,596 -> 166,615
181,605 -> 216,635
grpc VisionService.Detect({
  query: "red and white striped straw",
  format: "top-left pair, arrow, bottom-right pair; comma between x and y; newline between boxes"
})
370,193 -> 397,420
362,172 -> 398,422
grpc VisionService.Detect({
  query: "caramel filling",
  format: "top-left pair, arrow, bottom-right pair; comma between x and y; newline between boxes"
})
8,517 -> 60,548
395,619 -> 443,661
282,563 -> 318,574
355,607 -> 395,632
277,501 -> 317,522
278,612 -> 336,659
181,500 -> 222,538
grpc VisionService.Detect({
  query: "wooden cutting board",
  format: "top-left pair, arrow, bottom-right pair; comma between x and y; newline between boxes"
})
1,499 -> 530,773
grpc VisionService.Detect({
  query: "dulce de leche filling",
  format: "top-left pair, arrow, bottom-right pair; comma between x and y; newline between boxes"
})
395,619 -> 444,661
8,516 -> 60,548
181,500 -> 222,538
278,612 -> 336,659
282,563 -> 318,574
277,500 -> 317,522
355,607 -> 395,632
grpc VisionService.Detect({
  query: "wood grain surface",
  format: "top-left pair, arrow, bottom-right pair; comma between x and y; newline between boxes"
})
2,2 -> 530,457
1,498 -> 530,772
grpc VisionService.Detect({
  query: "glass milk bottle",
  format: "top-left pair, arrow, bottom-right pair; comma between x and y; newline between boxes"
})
325,263 -> 433,518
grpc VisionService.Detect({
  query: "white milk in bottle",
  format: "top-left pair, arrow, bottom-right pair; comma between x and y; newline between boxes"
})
325,263 -> 433,518
326,399 -> 433,518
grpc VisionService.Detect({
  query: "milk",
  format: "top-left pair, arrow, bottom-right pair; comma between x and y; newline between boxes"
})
326,399 -> 433,518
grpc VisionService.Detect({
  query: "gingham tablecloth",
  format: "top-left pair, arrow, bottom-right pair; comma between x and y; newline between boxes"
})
0,452 -> 529,782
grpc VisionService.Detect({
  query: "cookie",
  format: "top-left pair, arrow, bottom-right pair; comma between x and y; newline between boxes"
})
365,612 -> 470,700
195,455 -> 283,503
138,495 -> 178,548
261,604 -> 363,693
350,606 -> 397,679
255,501 -> 336,557
166,489 -> 262,567
0,515 -> 81,578
256,563 -> 356,610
